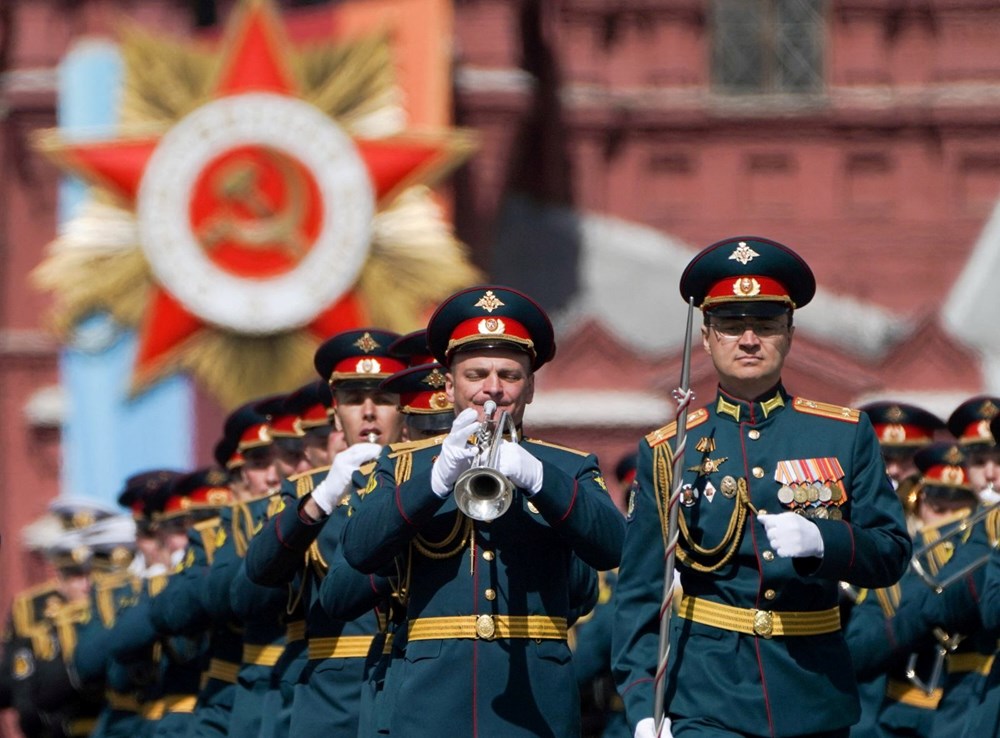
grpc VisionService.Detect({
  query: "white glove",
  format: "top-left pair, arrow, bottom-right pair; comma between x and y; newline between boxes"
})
759,511 -> 824,558
496,440 -> 544,495
430,408 -> 480,497
312,442 -> 383,514
635,717 -> 672,738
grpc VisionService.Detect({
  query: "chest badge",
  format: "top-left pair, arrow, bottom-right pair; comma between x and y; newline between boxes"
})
720,475 -> 738,498
703,480 -> 717,503
688,456 -> 727,476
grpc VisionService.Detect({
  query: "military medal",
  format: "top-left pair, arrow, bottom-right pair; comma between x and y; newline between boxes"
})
688,456 -> 727,475
807,484 -> 820,503
681,484 -> 698,507
721,476 -> 738,498
703,480 -> 717,503
793,486 -> 808,504
775,458 -> 847,511
818,484 -> 832,502
828,507 -> 843,520
777,485 -> 795,505
695,437 -> 716,454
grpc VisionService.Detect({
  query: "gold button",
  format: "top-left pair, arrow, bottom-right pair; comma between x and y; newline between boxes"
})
748,429 -> 760,440
482,550 -> 494,561
762,551 -> 775,562
764,589 -> 776,600
752,467 -> 765,478
484,588 -> 496,601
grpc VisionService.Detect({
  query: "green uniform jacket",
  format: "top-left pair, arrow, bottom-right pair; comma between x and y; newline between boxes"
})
612,386 -> 911,737
341,435 -> 624,738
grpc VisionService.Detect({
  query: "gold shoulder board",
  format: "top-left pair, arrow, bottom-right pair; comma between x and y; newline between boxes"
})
388,435 -> 442,459
288,465 -> 331,483
792,397 -> 860,423
986,507 -> 1000,547
523,439 -> 589,457
645,408 -> 709,447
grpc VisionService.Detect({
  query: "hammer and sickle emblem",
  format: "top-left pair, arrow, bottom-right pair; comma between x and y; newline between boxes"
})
198,150 -> 310,260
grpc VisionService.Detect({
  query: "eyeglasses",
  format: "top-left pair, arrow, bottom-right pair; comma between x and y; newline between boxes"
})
709,317 -> 789,342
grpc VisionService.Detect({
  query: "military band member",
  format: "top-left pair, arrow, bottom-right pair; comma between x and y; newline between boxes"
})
845,442 -> 981,737
612,237 -> 911,738
244,328 -> 406,737
947,396 -> 1000,505
860,401 -> 945,535
342,285 -> 625,737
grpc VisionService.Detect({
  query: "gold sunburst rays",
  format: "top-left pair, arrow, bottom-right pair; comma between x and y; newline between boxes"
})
358,186 -> 482,331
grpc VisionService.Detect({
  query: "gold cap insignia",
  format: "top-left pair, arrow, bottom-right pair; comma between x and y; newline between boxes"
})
430,392 -> 451,410
979,400 -> 999,419
882,424 -> 906,444
355,357 -> 382,374
422,368 -> 447,389
353,332 -> 380,353
475,290 -> 505,313
886,405 -> 905,422
110,547 -> 132,568
207,490 -> 230,505
71,546 -> 90,564
207,469 -> 228,486
941,466 -> 965,485
733,277 -> 761,297
729,242 -> 760,265
258,425 -> 271,442
71,511 -> 96,529
478,318 -> 506,335
944,445 -> 964,465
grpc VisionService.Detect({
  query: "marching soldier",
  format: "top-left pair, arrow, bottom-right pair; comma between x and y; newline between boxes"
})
244,328 -> 406,737
860,401 -> 945,535
845,442 -> 982,737
341,286 -> 625,737
612,237 -> 911,738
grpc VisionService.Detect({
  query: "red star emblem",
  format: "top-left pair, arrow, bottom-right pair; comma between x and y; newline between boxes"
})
37,0 -> 472,391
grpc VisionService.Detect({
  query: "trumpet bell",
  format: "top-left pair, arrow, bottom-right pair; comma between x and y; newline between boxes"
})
454,466 -> 514,522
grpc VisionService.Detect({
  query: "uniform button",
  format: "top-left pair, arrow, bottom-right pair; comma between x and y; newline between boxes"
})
748,429 -> 760,440
762,551 -> 775,562
484,588 -> 496,601
482,551 -> 494,562
752,467 -> 765,478
764,589 -> 776,600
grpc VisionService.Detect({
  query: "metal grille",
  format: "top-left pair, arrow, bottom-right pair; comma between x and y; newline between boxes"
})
711,0 -> 825,95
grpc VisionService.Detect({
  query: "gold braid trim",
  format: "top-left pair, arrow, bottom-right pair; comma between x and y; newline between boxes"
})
296,474 -> 317,499
986,507 -> 1000,547
96,586 -> 117,628
651,442 -> 750,573
413,514 -> 473,560
875,584 -> 902,618
232,502 -> 257,559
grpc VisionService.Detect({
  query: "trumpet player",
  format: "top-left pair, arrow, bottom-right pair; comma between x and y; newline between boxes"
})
844,442 -> 983,738
243,328 -> 407,737
341,285 -> 625,738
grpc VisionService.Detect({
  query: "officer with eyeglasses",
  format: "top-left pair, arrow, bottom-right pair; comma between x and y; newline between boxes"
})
613,236 -> 911,738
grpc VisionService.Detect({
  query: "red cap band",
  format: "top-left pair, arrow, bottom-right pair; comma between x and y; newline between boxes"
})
703,275 -> 793,307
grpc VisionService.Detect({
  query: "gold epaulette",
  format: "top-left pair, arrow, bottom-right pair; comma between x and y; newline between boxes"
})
792,397 -> 860,423
388,435 -> 443,459
645,408 -> 710,447
12,581 -> 60,638
193,517 -> 223,565
524,439 -> 589,457
359,460 -> 378,477
288,465 -> 330,484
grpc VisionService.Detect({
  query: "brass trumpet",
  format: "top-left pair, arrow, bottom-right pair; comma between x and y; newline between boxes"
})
909,502 -> 1000,593
454,400 -> 516,522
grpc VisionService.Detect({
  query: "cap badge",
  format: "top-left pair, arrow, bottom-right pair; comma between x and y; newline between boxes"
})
354,332 -> 380,353
430,392 -> 451,410
882,424 -> 906,444
478,318 -> 506,335
355,357 -> 382,374
944,445 -> 964,465
207,490 -> 230,505
258,425 -> 271,442
207,469 -> 228,485
729,242 -> 760,265
941,466 -> 965,485
886,406 -> 905,422
422,368 -> 447,389
733,277 -> 761,297
475,290 -> 505,313
975,419 -> 991,440
71,511 -> 96,529
111,547 -> 132,568
979,400 -> 999,419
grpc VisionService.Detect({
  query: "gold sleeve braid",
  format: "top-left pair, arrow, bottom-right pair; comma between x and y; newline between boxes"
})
232,502 -> 256,559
